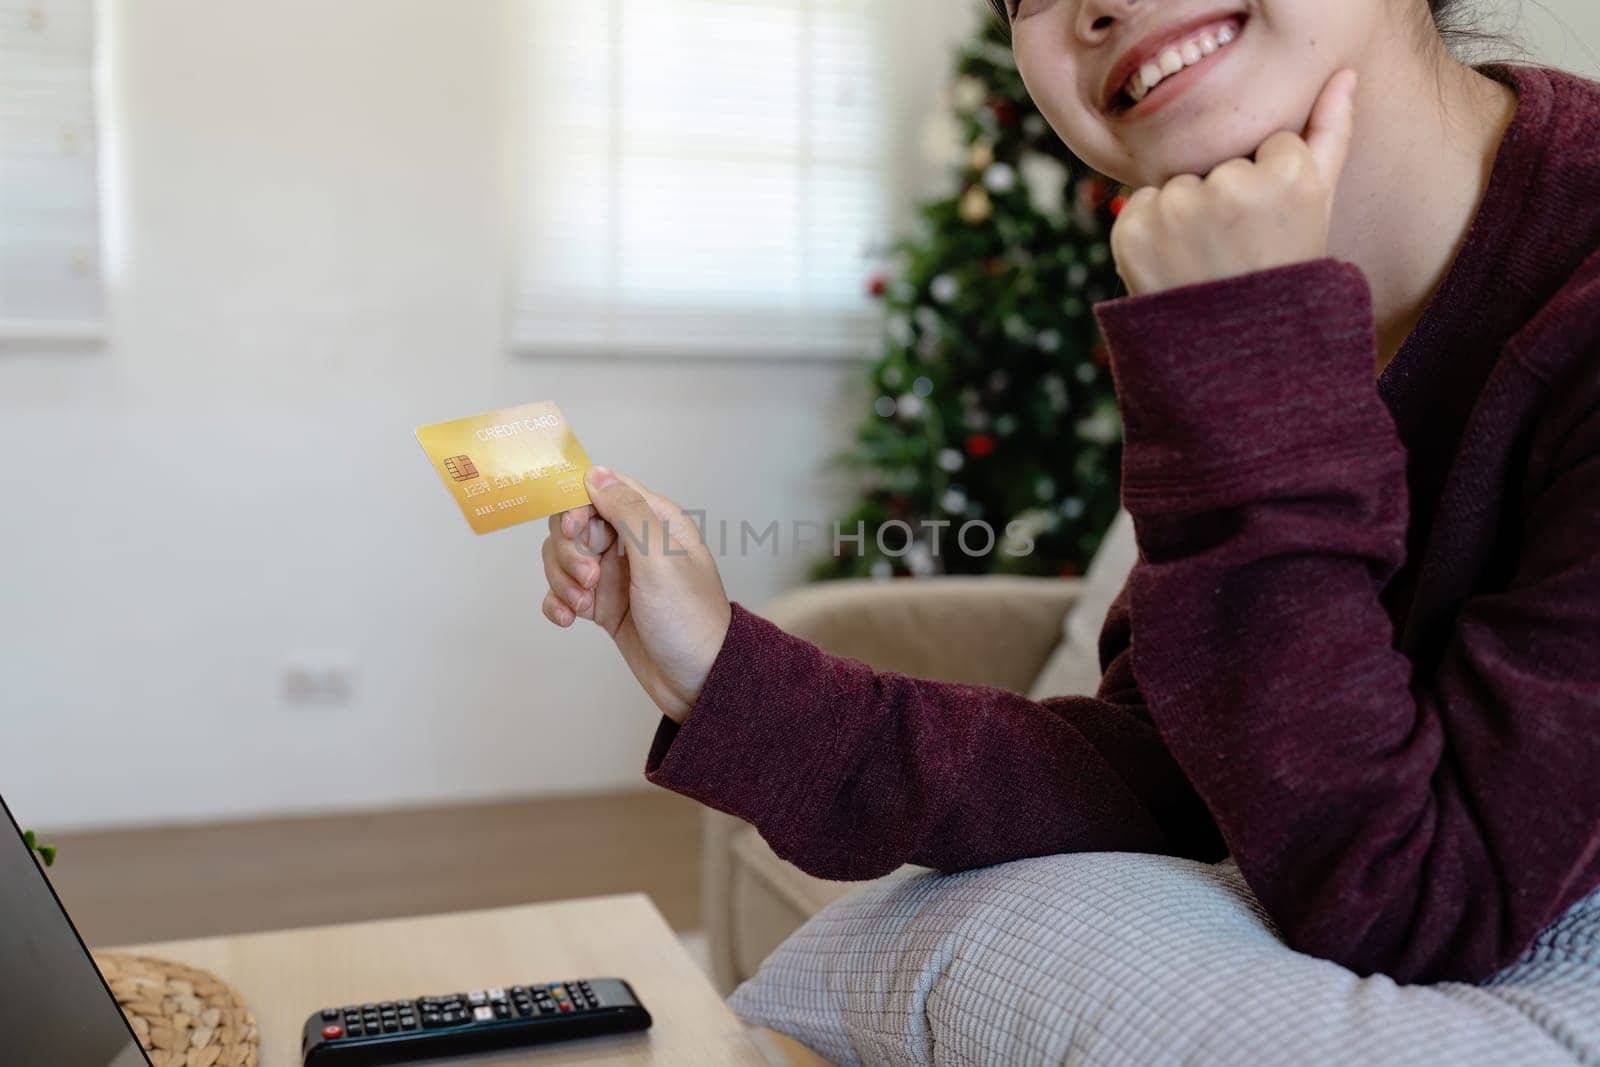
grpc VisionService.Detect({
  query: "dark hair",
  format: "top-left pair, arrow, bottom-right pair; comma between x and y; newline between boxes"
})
982,1 -> 1495,53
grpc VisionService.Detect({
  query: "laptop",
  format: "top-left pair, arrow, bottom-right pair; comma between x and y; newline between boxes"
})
0,792 -> 149,1066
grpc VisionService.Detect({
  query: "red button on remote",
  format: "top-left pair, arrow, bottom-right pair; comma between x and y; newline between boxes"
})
322,1024 -> 344,1039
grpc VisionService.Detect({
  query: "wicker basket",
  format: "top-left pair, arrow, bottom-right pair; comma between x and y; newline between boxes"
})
93,953 -> 260,1067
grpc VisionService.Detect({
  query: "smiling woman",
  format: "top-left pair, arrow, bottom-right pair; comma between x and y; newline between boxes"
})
540,0 -> 1600,999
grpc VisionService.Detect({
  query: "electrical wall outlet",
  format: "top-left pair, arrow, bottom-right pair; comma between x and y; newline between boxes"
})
282,658 -> 354,707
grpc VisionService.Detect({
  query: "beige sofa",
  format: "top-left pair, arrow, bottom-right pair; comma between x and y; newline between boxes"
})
700,509 -> 1140,996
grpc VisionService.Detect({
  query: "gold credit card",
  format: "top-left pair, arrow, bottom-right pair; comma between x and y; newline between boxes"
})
415,401 -> 593,534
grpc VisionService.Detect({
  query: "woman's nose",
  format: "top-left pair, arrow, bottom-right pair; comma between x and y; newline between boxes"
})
1076,0 -> 1140,44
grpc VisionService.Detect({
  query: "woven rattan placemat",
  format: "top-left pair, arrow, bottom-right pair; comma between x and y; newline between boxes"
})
93,952 -> 260,1067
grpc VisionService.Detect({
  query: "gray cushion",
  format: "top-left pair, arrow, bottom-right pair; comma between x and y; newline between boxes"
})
1027,508 -> 1139,701
728,851 -> 1600,1066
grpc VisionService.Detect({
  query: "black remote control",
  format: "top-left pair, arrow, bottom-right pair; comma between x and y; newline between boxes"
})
301,978 -> 651,1065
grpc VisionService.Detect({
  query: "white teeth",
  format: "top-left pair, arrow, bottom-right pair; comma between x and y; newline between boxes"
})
1120,21 -> 1240,106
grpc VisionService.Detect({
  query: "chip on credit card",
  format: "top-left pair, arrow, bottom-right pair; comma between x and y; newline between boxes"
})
415,401 -> 593,534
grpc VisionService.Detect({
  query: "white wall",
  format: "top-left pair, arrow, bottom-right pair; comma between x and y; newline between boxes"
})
0,0 -> 984,831
1517,0 -> 1600,76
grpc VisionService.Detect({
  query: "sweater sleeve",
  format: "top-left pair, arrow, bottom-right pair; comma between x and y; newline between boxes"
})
1093,258 -> 1600,984
643,589 -> 1225,882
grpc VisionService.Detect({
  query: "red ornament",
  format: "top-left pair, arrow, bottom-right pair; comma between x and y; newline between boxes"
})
1109,194 -> 1129,216
866,274 -> 888,297
965,433 -> 997,458
1091,340 -> 1110,366
992,99 -> 1018,126
1087,176 -> 1111,202
1055,561 -> 1083,578
982,256 -> 1005,277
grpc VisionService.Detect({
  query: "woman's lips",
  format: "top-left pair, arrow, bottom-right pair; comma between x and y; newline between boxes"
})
1105,15 -> 1246,119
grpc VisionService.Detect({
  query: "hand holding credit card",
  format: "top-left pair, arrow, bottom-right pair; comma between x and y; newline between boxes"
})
415,401 -> 732,722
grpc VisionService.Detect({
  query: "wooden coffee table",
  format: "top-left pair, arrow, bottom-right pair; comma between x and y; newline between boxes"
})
109,892 -> 769,1065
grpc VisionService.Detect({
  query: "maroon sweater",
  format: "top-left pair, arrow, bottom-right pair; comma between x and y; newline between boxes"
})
642,63 -> 1600,986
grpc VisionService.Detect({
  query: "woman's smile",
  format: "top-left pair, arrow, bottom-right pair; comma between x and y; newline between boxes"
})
1104,12 -> 1248,119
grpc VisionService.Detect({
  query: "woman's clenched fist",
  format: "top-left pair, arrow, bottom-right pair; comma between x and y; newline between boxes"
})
1110,69 -> 1358,296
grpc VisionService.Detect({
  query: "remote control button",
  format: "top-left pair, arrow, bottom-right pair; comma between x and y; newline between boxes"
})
468,990 -> 487,1006
514,1001 -> 532,1017
362,1003 -> 377,1012
382,1019 -> 399,1033
399,1016 -> 418,1031
321,1025 -> 344,1040
493,1002 -> 511,1019
421,1014 -> 444,1029
473,1006 -> 494,1023
488,987 -> 505,1000
320,1008 -> 339,1022
558,1001 -> 573,1012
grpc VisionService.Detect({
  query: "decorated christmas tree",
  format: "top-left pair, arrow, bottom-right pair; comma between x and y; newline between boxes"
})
812,13 -> 1129,582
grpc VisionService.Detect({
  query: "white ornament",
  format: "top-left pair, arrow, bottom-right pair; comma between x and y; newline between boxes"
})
1037,329 -> 1062,353
983,162 -> 1017,194
930,274 -> 960,303
994,413 -> 1019,436
912,375 -> 934,398
906,542 -> 935,577
913,306 -> 942,334
937,448 -> 964,472
1060,496 -> 1085,519
870,559 -> 894,580
1075,408 -> 1121,444
874,396 -> 897,418
1020,152 -> 1068,217
1076,362 -> 1097,383
942,487 -> 969,514
896,392 -> 924,419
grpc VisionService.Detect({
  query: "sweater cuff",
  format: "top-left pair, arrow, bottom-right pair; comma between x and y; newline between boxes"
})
642,601 -> 805,827
1093,259 -> 1389,505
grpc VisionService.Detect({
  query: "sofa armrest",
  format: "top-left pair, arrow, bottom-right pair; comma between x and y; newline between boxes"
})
758,574 -> 1085,692
700,574 -> 1083,995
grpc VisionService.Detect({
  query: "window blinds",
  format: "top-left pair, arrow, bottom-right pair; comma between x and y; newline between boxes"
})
512,0 -> 892,359
0,0 -> 102,340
